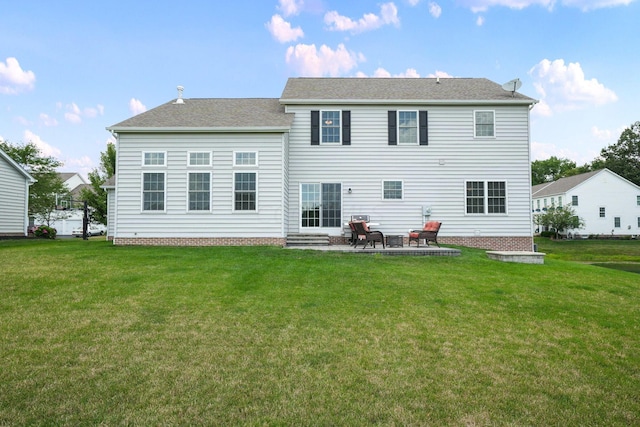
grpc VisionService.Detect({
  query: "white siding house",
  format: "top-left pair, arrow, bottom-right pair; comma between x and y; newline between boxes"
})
106,78 -> 537,250
532,169 -> 640,237
0,148 -> 36,236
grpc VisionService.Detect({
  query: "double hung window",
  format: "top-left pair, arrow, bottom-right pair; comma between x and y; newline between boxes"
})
474,111 -> 495,137
466,181 -> 506,214
142,172 -> 165,211
188,173 -> 211,211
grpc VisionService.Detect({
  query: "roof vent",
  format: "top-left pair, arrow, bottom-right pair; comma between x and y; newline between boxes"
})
436,77 -> 440,84
174,85 -> 184,104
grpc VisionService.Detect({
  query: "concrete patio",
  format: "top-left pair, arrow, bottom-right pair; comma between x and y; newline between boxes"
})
285,243 -> 461,256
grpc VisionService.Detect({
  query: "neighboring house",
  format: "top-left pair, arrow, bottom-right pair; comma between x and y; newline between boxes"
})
106,77 -> 538,250
0,148 -> 36,237
44,172 -> 90,235
532,168 -> 640,237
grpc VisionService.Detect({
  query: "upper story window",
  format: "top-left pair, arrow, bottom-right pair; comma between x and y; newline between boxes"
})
188,152 -> 211,166
311,110 -> 350,145
143,152 -> 166,166
234,151 -> 257,166
383,180 -> 403,200
614,217 -> 621,228
466,181 -> 506,214
388,110 -> 428,145
474,110 -> 495,138
637,195 -> 640,206
572,195 -> 579,206
322,111 -> 341,143
398,111 -> 418,144
599,207 -> 606,218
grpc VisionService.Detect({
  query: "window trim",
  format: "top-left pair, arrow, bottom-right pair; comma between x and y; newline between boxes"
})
382,180 -> 404,200
233,171 -> 258,212
474,110 -> 495,138
141,171 -> 166,213
187,151 -> 212,167
186,171 -> 212,213
599,207 -> 606,218
142,151 -> 167,167
465,180 -> 508,215
233,151 -> 258,167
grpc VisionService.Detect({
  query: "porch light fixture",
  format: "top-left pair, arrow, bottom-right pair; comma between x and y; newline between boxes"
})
348,188 -> 352,194
324,120 -> 333,125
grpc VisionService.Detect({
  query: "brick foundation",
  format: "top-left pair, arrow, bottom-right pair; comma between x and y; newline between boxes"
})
113,237 -> 286,246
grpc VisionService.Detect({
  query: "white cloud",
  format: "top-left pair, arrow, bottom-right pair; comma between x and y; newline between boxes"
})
429,2 -> 443,17
427,70 -> 454,78
0,57 -> 36,94
129,98 -> 147,116
39,113 -> 58,127
278,0 -> 303,17
457,0 -> 634,12
324,2 -> 400,34
558,0 -> 634,10
529,59 -> 617,115
476,15 -> 485,25
591,125 -> 626,142
23,130 -> 61,158
408,0 -> 421,5
266,14 -> 304,43
530,140 -> 597,164
285,43 -> 365,77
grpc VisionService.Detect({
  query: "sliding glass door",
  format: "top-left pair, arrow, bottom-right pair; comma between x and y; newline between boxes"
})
301,183 -> 342,229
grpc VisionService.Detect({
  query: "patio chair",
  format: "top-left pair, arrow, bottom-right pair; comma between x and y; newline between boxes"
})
408,221 -> 441,247
351,221 -> 385,249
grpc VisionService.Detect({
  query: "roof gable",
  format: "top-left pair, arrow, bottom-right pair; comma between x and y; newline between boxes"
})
280,77 -> 537,104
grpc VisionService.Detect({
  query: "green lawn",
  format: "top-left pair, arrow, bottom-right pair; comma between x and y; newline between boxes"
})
1,238 -> 639,425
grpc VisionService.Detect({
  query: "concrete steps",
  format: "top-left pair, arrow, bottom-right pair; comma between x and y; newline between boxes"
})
286,233 -> 330,246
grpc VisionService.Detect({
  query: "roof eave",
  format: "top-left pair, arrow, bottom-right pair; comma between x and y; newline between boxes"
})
106,126 -> 292,133
279,98 -> 538,106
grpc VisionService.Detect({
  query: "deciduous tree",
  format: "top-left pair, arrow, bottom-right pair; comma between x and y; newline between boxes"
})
596,121 -> 640,186
80,143 -> 116,225
534,206 -> 585,239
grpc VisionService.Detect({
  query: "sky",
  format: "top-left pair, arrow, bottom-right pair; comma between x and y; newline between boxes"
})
1,0 -> 638,179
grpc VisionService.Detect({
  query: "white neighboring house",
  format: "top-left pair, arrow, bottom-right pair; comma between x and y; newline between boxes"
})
44,172 -> 91,235
531,169 -> 640,237
106,77 -> 538,250
0,148 -> 36,236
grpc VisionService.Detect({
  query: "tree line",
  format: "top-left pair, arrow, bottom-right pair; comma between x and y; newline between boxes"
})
532,121 -> 640,186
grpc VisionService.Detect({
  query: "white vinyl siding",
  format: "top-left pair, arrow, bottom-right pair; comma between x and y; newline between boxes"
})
112,133 -> 285,239
285,104 -> 531,238
0,155 -> 31,235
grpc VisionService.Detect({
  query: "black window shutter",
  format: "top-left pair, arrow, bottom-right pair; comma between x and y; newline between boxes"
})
419,110 -> 428,145
388,111 -> 397,145
311,110 -> 319,145
342,111 -> 351,145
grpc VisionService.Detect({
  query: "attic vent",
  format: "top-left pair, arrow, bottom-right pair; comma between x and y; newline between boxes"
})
174,85 -> 184,104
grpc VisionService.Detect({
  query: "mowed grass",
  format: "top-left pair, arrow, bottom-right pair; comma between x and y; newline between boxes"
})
1,239 -> 639,425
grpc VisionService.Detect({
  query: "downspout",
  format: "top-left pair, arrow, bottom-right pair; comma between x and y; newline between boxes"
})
109,129 -> 119,244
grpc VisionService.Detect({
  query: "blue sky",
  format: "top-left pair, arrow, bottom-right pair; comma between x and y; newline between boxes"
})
1,0 -> 638,178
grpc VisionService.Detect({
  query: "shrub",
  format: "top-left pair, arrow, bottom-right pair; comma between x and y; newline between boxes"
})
540,231 -> 555,238
33,225 -> 57,239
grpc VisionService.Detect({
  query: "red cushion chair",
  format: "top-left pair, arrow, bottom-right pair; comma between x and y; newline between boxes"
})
408,221 -> 441,247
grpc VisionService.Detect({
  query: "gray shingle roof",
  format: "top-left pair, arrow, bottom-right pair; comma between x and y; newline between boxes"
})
280,77 -> 537,103
532,170 -> 602,197
108,98 -> 294,130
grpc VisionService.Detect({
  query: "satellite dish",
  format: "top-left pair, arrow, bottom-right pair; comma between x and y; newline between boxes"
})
502,78 -> 522,97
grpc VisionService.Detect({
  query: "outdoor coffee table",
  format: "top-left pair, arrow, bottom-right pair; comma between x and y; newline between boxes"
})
386,235 -> 403,248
